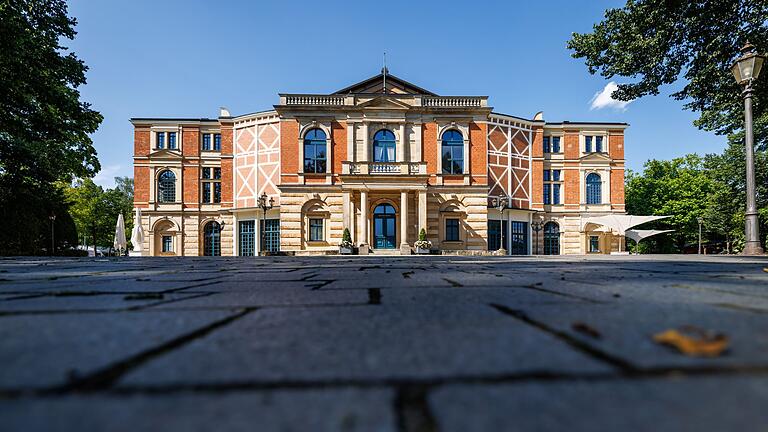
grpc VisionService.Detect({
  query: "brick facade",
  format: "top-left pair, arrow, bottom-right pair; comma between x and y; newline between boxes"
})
131,72 -> 628,256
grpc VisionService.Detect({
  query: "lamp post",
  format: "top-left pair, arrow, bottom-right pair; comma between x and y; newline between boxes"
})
48,213 -> 56,256
491,196 -> 509,251
731,41 -> 766,255
531,214 -> 544,255
697,217 -> 704,255
257,192 -> 274,256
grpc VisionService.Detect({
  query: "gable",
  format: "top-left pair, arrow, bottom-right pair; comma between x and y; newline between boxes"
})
334,71 -> 437,95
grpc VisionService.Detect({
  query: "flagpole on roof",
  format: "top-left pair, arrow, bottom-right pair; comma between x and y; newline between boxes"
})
383,51 -> 387,94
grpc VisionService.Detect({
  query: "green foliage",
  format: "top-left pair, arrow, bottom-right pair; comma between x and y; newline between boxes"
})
65,177 -> 133,254
342,228 -> 352,243
418,228 -> 427,242
568,1 -> 768,141
0,0 -> 102,255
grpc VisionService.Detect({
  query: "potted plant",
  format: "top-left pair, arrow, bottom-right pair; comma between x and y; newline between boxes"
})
339,228 -> 354,254
414,228 -> 432,254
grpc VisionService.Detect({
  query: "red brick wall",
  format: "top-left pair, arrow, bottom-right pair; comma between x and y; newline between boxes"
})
611,168 -> 625,208
280,120 -> 299,184
332,120 -> 346,179
183,166 -> 199,209
134,165 -> 149,207
469,122 -> 487,185
564,166 -> 580,208
182,126 -> 199,157
609,133 -> 625,160
423,122 -> 437,182
134,127 -> 150,156
220,121 -> 233,207
564,130 -> 580,159
531,126 -> 544,209
531,126 -> 543,159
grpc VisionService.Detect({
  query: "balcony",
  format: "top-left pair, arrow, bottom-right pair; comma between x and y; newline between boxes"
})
278,94 -> 489,109
342,161 -> 426,175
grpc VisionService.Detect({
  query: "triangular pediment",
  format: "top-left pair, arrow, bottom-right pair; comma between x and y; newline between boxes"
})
356,96 -> 413,110
580,152 -> 612,162
149,148 -> 183,159
334,71 -> 437,95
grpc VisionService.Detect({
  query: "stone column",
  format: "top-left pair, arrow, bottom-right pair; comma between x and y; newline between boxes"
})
398,123 -> 406,162
400,191 -> 410,254
359,190 -> 369,254
418,190 -> 427,235
362,122 -> 370,162
342,191 -> 350,236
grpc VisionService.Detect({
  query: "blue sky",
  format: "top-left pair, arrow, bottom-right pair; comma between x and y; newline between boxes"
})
68,0 -> 725,187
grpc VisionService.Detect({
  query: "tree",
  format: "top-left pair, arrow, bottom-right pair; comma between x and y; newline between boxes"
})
0,0 -> 102,255
568,2 -> 768,141
65,177 -> 133,255
625,155 -> 716,252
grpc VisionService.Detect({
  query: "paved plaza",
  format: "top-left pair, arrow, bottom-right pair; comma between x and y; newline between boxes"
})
1,255 -> 768,431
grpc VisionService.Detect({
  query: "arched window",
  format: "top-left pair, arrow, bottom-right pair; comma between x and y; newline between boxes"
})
157,170 -> 176,203
373,130 -> 396,162
303,128 -> 327,173
543,222 -> 560,255
586,173 -> 602,204
441,130 -> 464,174
203,221 -> 221,256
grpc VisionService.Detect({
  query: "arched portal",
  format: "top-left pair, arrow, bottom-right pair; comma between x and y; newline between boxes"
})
373,203 -> 396,249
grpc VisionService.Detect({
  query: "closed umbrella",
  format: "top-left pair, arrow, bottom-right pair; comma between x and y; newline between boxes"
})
130,208 -> 145,255
114,214 -> 127,255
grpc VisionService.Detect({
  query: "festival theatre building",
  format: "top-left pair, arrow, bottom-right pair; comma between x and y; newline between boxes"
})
131,72 -> 627,256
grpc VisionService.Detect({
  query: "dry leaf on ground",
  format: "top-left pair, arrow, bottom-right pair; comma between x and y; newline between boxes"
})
572,322 -> 602,339
652,326 -> 729,357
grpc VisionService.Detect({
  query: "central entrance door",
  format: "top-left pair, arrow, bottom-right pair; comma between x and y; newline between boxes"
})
373,203 -> 396,249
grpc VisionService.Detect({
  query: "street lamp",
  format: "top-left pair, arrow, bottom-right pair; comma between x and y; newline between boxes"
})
257,192 -> 274,256
491,195 -> 509,251
48,213 -> 56,256
531,214 -> 544,255
731,41 -> 766,255
697,216 -> 704,255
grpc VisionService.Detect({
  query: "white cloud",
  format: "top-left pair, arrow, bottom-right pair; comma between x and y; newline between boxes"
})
93,164 -> 122,188
590,82 -> 632,111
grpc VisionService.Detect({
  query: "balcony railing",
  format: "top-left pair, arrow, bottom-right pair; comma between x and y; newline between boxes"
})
343,161 -> 426,175
422,96 -> 487,108
282,94 -> 346,106
279,94 -> 488,108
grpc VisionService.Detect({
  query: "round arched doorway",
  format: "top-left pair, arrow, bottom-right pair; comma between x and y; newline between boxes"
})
373,203 -> 396,249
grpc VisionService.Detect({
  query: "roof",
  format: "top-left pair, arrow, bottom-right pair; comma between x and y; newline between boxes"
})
333,70 -> 437,96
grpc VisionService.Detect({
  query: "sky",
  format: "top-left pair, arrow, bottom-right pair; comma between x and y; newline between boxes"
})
66,0 -> 727,188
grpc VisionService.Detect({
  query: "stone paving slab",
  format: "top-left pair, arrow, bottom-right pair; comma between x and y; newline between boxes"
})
491,300 -> 768,370
119,302 -> 612,387
429,376 -> 768,432
1,255 -> 768,432
0,389 -> 395,432
0,309 -> 235,389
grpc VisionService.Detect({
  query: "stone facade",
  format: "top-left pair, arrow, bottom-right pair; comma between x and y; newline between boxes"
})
131,72 -> 627,256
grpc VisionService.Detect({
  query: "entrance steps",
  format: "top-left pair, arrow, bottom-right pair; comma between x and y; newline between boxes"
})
369,249 -> 402,256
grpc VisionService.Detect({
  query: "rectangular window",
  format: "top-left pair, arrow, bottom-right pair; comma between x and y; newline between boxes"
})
213,168 -> 221,179
543,169 -> 551,181
156,132 -> 165,149
213,133 -> 221,151
309,218 -> 324,241
202,133 -> 211,151
202,168 -> 211,179
585,136 -> 592,153
445,219 -> 460,241
510,221 -> 528,255
552,169 -> 561,181
202,182 -> 211,203
553,183 -> 561,205
488,219 -> 508,251
168,132 -> 177,149
552,136 -> 561,153
543,184 -> 551,205
261,219 -> 280,252
238,221 -> 255,256
596,136 -> 603,152
543,136 -> 551,153
213,182 -> 221,203
161,235 -> 172,253
589,235 -> 600,253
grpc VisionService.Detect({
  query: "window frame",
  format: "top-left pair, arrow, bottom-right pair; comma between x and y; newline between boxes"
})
586,173 -> 602,204
161,235 -> 173,253
441,130 -> 464,174
445,218 -> 460,242
589,235 -> 600,253
303,128 -> 328,174
373,129 -> 397,163
308,218 -> 324,242
157,170 -> 176,203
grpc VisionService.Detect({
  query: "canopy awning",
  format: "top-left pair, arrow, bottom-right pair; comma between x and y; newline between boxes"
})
581,215 -> 670,236
625,229 -> 674,243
